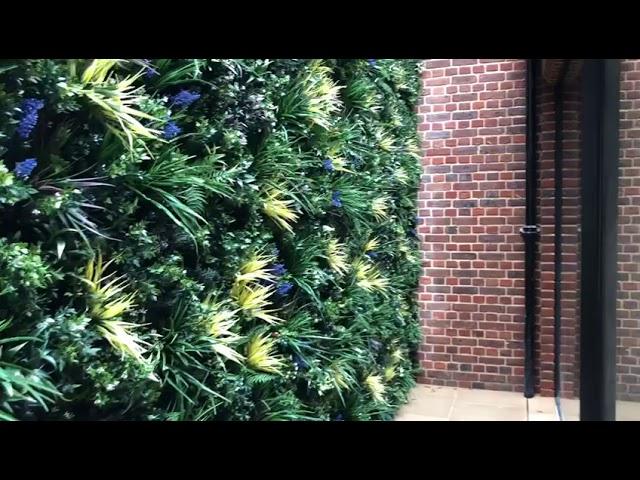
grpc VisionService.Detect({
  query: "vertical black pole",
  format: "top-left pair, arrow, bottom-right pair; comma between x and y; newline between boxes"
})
580,59 -> 620,421
522,59 -> 539,398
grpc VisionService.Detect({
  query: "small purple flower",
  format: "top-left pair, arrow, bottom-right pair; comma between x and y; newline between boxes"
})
14,158 -> 38,179
272,263 -> 287,276
335,414 -> 344,421
143,59 -> 159,78
17,98 -> 44,139
322,159 -> 334,172
163,121 -> 182,140
366,251 -> 379,259
276,281 -> 293,296
331,191 -> 342,208
368,59 -> 376,66
171,90 -> 201,108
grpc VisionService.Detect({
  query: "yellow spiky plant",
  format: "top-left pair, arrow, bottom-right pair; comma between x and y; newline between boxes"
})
365,374 -> 386,403
375,128 -> 396,152
233,250 -> 277,285
61,59 -> 163,149
233,284 -> 282,325
83,252 -> 137,321
405,137 -> 422,160
372,196 -> 391,222
326,238 -> 350,276
202,297 -> 244,364
391,347 -> 403,365
301,60 -> 343,130
384,365 -> 396,382
324,141 -> 355,174
83,253 -> 150,364
262,187 -> 299,233
394,166 -> 409,185
353,258 -> 390,294
97,319 -> 151,364
363,236 -> 381,253
246,332 -> 284,374
383,343 -> 405,381
230,250 -> 284,325
331,362 -> 355,393
328,155 -> 355,173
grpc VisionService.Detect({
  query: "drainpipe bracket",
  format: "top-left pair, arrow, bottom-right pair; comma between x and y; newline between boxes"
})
520,225 -> 541,237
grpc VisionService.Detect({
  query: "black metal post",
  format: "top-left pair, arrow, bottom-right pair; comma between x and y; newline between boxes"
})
522,59 -> 539,398
580,59 -> 620,421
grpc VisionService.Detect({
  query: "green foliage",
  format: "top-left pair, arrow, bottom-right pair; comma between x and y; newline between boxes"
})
0,59 -> 421,421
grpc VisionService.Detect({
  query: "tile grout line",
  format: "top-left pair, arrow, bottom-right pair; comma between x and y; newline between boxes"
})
446,388 -> 458,420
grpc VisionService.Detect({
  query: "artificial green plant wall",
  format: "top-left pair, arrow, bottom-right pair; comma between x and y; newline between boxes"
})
0,59 -> 421,420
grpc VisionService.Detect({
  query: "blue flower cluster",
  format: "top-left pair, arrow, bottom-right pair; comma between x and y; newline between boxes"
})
365,251 -> 379,259
331,191 -> 342,207
17,98 -> 44,139
322,159 -> 334,172
14,158 -> 38,179
171,90 -> 201,108
277,281 -> 293,296
163,121 -> 181,140
144,60 -> 159,79
368,59 -> 376,66
272,263 -> 287,276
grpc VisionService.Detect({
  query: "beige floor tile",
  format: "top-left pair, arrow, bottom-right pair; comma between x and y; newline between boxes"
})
528,396 -> 558,416
616,400 -> 640,421
455,388 -> 524,407
528,413 -> 559,421
558,398 -> 579,419
395,412 -> 449,421
562,414 -> 580,421
450,402 -> 526,421
411,384 -> 457,399
401,393 -> 455,418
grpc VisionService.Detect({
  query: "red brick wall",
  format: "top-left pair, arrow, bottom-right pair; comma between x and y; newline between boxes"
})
417,59 -> 528,392
418,59 -> 640,400
617,59 -> 640,402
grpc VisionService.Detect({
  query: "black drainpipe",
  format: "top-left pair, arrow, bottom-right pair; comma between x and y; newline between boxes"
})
553,62 -> 569,398
521,59 -> 539,398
